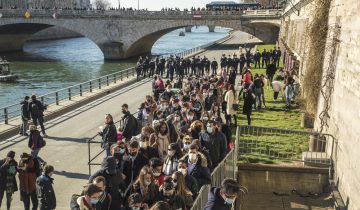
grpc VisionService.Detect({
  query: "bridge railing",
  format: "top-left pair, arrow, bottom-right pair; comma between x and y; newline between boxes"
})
0,9 -> 282,18
0,67 -> 136,125
175,33 -> 231,58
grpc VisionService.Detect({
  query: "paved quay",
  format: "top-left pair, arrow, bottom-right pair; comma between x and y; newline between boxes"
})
0,30 -> 259,209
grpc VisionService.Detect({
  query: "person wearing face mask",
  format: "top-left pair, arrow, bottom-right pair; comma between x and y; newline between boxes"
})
130,166 -> 159,207
163,144 -> 183,176
89,156 -> 123,210
125,193 -> 149,210
123,141 -> 149,187
177,160 -> 199,199
204,178 -> 240,210
179,144 -> 211,188
189,120 -> 204,141
205,120 -> 227,169
184,110 -> 196,127
171,171 -> 194,209
149,158 -> 165,187
158,181 -> 185,210
36,165 -> 56,210
190,94 -> 203,120
181,135 -> 192,153
92,176 -> 112,210
149,122 -> 170,157
204,90 -> 216,111
170,99 -> 181,113
70,184 -> 103,210
161,85 -> 174,101
171,111 -> 183,134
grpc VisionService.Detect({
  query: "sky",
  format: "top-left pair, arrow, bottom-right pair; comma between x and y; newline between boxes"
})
107,0 -> 244,10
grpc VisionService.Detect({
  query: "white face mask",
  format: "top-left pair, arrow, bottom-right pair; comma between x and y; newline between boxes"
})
189,153 -> 197,162
139,141 -> 148,148
153,172 -> 161,177
179,168 -> 187,176
183,144 -> 190,151
144,180 -> 151,186
224,197 -> 235,205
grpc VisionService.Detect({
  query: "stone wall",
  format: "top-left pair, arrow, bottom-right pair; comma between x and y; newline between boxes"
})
29,26 -> 82,41
280,0 -> 360,209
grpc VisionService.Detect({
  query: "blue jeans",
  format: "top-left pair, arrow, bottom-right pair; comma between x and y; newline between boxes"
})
255,88 -> 262,109
31,148 -> 45,164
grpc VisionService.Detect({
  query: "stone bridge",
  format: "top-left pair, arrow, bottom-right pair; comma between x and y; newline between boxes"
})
0,9 -> 282,59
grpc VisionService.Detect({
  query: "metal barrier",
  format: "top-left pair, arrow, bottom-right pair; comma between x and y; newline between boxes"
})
0,67 -> 136,125
191,138 -> 240,210
236,125 -> 336,168
87,111 -> 138,175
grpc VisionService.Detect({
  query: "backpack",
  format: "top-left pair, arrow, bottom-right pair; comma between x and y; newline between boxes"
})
31,103 -> 40,117
39,135 -> 46,148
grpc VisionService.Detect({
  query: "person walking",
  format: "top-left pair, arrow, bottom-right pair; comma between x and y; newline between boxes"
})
121,104 -> 139,142
20,96 -> 31,136
29,95 -> 47,137
0,151 -> 18,210
36,165 -> 56,210
28,125 -> 46,165
18,153 -> 41,210
224,85 -> 237,126
242,89 -> 256,125
253,74 -> 264,110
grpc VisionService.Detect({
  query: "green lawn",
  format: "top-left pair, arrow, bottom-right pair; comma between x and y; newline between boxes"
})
235,44 -> 307,164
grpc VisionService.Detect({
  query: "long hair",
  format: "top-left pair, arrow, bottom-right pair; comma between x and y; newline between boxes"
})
134,166 -> 156,197
173,171 -> 192,198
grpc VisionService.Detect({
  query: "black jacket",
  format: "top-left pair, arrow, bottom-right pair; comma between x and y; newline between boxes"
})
158,192 -> 186,210
100,123 -> 117,149
204,187 -> 233,210
89,157 -> 123,210
140,146 -> 160,160
122,152 -> 149,186
36,174 -> 56,210
180,154 -> 211,188
0,158 -> 18,191
185,174 -> 199,199
266,63 -> 277,76
21,100 -> 30,120
205,131 -> 227,168
29,99 -> 44,118
121,112 -> 138,139
28,130 -> 43,149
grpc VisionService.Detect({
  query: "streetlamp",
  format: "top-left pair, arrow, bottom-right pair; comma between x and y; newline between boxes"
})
138,0 -> 139,10
118,0 -> 120,9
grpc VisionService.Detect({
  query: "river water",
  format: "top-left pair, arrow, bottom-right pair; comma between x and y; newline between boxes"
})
0,26 -> 229,108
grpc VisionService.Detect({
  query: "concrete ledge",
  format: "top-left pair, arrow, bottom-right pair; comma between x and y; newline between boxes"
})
238,163 -> 329,174
0,75 -> 143,141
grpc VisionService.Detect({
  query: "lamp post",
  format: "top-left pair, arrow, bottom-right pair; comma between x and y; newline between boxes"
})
118,0 -> 120,9
137,0 -> 139,10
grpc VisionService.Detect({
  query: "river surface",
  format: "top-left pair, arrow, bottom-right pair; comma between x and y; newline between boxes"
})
0,26 -> 229,108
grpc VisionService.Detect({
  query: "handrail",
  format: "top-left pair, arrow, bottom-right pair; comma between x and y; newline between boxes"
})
87,111 -> 138,175
0,67 -> 136,124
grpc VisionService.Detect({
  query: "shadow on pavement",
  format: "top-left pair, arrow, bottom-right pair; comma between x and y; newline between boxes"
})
54,170 -> 90,180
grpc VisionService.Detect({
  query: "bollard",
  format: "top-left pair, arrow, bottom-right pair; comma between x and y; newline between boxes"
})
55,92 -> 59,105
79,84 -> 83,96
68,88 -> 71,100
114,74 -> 117,83
98,79 -> 101,89
127,69 -> 129,78
121,72 -> 123,81
4,108 -> 8,124
106,76 -> 109,86
90,81 -> 92,93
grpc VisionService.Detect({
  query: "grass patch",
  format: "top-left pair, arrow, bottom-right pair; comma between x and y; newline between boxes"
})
236,44 -> 307,164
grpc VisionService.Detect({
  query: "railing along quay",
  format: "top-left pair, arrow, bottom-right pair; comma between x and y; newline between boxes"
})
0,67 -> 136,124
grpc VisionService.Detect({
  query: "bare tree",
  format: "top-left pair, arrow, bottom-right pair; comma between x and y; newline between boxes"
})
92,0 -> 110,9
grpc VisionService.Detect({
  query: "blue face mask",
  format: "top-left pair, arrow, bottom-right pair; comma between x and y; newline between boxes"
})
207,126 -> 213,133
188,116 -> 193,121
119,148 -> 125,154
90,198 -> 99,205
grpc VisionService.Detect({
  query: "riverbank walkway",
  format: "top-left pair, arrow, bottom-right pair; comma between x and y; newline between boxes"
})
0,31 -> 260,209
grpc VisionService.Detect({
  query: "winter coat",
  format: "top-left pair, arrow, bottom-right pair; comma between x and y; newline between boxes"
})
28,129 -> 43,149
36,174 -> 56,210
21,100 -> 30,120
242,92 -> 255,115
121,111 -> 138,139
131,182 -> 159,207
184,174 -> 199,199
18,157 -> 41,193
205,131 -> 227,168
0,158 -> 18,192
70,195 -> 101,210
29,99 -> 44,118
224,90 -> 237,116
88,157 -> 123,210
180,153 -> 211,188
100,122 -> 117,149
139,146 -> 160,161
204,187 -> 233,210
122,152 -> 149,186
158,192 -> 186,210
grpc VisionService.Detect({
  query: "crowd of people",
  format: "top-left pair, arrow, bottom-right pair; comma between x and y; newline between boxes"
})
0,44 -> 298,210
